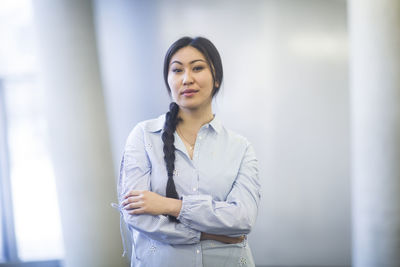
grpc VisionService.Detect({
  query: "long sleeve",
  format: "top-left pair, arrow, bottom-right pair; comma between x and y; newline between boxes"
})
177,142 -> 261,236
119,124 -> 201,245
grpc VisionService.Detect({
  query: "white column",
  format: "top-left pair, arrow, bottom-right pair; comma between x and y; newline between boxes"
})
32,1 -> 126,266
349,0 -> 400,266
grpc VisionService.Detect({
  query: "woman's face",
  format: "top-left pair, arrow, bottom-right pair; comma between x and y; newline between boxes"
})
167,46 -> 214,111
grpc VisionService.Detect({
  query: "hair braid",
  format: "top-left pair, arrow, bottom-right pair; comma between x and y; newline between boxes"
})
162,102 -> 181,221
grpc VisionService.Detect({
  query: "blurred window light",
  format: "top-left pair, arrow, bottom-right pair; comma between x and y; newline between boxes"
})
0,0 -> 64,263
3,78 -> 64,261
0,206 -> 3,262
288,33 -> 348,60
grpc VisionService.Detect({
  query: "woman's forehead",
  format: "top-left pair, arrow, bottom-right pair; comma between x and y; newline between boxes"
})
170,46 -> 206,65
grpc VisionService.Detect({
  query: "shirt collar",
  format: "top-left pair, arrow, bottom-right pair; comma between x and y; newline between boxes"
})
144,113 -> 223,134
207,115 -> 222,134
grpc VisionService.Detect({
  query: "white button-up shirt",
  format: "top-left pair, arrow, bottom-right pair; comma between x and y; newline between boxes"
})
118,114 -> 261,267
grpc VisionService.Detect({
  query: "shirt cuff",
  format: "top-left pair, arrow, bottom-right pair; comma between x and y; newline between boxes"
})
177,222 -> 201,243
177,194 -> 212,227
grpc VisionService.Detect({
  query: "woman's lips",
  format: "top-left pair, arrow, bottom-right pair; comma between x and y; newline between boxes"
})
181,89 -> 199,97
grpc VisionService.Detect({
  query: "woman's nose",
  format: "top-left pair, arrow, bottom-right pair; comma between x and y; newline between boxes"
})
182,71 -> 194,85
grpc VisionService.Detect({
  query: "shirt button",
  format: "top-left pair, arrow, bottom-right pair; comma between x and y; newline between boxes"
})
193,187 -> 197,191
196,249 -> 200,254
199,136 -> 202,140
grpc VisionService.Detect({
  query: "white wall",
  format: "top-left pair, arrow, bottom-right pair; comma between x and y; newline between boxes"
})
94,0 -> 350,266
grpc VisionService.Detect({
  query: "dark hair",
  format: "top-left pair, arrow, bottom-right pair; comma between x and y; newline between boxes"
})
162,37 -> 223,221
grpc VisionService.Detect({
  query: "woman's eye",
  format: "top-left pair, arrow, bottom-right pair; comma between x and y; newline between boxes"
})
172,68 -> 182,73
193,66 -> 204,71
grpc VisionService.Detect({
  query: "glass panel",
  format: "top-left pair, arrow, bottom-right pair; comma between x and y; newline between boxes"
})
0,0 -> 37,75
0,83 -> 8,263
0,0 -> 65,261
0,204 -> 3,262
4,79 -> 65,261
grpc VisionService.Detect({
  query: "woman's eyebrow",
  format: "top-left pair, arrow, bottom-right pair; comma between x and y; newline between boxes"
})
170,59 -> 206,66
170,60 -> 183,65
189,59 -> 206,64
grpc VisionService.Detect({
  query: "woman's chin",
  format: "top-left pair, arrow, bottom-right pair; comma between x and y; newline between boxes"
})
176,100 -> 201,110
176,98 -> 212,111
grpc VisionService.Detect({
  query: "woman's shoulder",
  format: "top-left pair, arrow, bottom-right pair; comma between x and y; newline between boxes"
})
216,122 -> 251,148
130,114 -> 165,133
125,114 -> 166,143
227,128 -> 252,147
221,127 -> 258,162
209,116 -> 249,145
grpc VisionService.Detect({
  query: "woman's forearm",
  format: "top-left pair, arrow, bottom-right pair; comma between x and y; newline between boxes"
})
200,232 -> 245,244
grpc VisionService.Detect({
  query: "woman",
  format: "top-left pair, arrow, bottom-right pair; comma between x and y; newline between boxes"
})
118,36 -> 261,267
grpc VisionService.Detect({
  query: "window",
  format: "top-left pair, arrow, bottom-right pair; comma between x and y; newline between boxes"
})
0,0 -> 64,265
0,79 -> 17,264
0,116 -> 6,262
0,214 -> 3,262
3,78 -> 64,261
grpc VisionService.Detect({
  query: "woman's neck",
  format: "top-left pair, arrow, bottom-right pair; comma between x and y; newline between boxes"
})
178,105 -> 214,133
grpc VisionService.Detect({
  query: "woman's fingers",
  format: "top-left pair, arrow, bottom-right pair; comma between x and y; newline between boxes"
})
201,233 -> 245,244
122,196 -> 142,207
124,201 -> 144,210
128,207 -> 146,215
121,190 -> 169,216
124,190 -> 144,199
223,235 -> 244,244
224,236 -> 244,244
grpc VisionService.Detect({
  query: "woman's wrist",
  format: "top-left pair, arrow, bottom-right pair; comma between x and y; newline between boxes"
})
165,197 -> 182,217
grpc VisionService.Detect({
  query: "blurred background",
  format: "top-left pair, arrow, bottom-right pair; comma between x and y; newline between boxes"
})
1,0 -> 395,267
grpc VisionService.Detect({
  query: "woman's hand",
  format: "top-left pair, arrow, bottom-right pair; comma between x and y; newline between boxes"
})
201,233 -> 245,244
122,190 -> 182,216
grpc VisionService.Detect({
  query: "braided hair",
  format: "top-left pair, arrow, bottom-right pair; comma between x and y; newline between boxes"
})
162,37 -> 223,221
162,102 -> 181,201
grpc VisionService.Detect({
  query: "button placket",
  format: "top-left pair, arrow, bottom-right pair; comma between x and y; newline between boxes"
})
193,128 -> 205,161
191,168 -> 199,195
195,244 -> 202,255
195,244 -> 203,267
